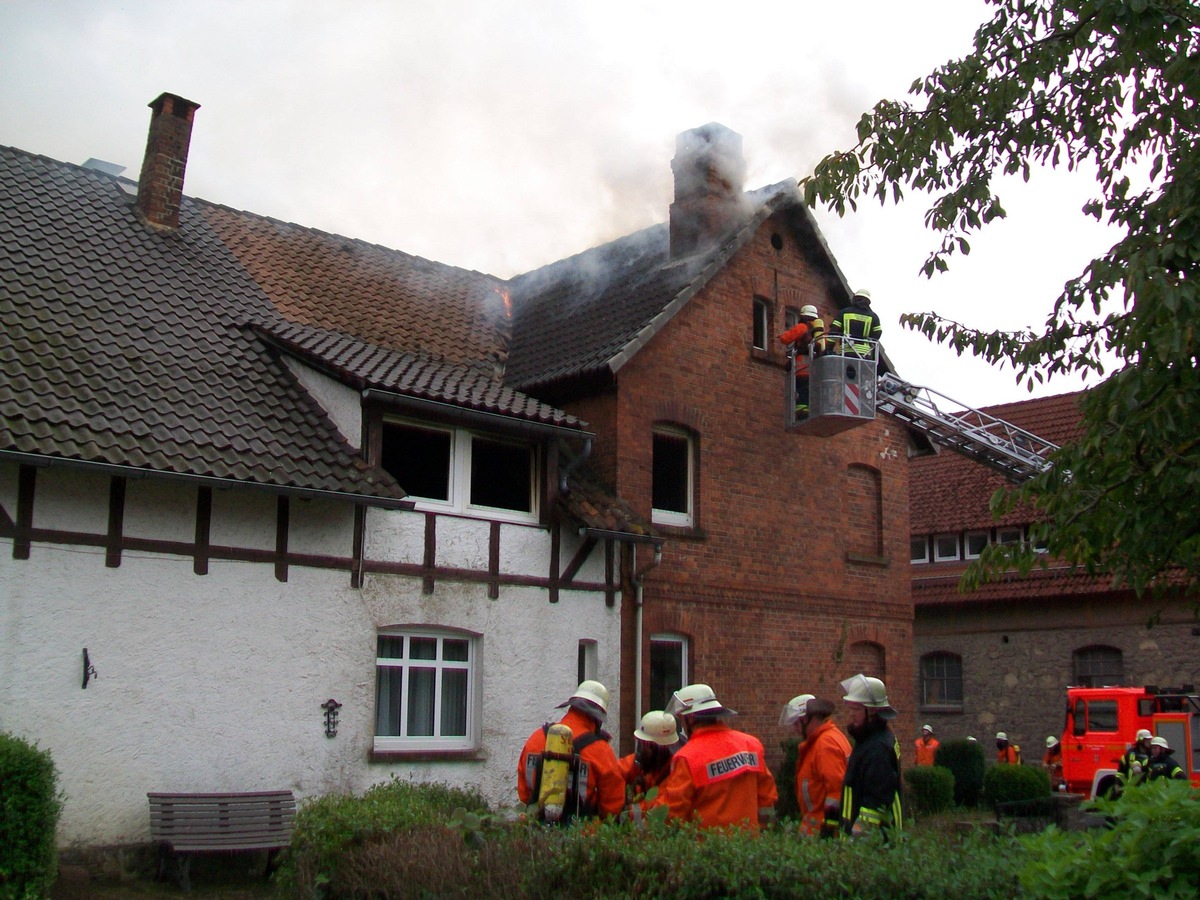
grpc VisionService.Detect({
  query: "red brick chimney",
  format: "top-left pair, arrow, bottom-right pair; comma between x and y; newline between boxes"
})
669,123 -> 747,259
135,93 -> 201,231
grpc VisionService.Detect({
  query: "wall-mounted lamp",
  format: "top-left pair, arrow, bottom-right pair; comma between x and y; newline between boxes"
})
321,698 -> 342,738
82,648 -> 98,689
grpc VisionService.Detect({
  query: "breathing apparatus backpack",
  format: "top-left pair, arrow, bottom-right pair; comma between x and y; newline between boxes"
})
531,723 -> 604,824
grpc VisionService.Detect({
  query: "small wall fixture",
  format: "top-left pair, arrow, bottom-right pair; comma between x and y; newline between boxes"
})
321,698 -> 342,738
82,648 -> 98,689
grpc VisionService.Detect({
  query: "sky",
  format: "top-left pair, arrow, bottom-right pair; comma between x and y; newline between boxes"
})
0,0 -> 1120,408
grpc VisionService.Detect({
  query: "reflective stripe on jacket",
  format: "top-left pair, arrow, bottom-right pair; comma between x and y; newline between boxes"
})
516,707 -> 625,818
840,725 -> 902,836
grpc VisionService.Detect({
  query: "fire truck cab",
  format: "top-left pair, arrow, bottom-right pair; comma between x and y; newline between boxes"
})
1061,685 -> 1200,798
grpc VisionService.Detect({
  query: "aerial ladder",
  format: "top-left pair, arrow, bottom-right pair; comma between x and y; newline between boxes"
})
786,341 -> 1058,483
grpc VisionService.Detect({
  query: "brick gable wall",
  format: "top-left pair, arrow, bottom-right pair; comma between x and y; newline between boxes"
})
561,214 -> 915,765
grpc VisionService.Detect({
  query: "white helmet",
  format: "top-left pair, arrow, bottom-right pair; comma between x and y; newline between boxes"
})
634,710 -> 679,746
996,732 -> 1008,742
799,304 -> 819,319
558,680 -> 609,723
966,736 -> 977,743
1136,729 -> 1153,741
1150,735 -> 1171,751
852,288 -> 872,303
1046,735 -> 1060,748
779,694 -> 816,727
840,674 -> 897,719
666,683 -> 736,717
922,724 -> 934,734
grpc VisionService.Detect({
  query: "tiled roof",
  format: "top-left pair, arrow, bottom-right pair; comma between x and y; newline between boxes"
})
254,320 -> 587,430
0,145 -> 408,504
557,465 -> 658,541
913,559 -> 1121,606
505,183 -> 850,393
202,203 -> 511,375
910,390 -> 1086,534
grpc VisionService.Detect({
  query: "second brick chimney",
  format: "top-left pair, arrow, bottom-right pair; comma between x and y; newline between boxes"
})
135,92 -> 201,231
668,123 -> 747,259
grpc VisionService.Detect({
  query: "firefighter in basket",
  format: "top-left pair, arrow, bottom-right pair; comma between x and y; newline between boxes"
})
517,680 -> 625,823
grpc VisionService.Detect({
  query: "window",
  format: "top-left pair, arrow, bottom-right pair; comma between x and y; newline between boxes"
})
577,639 -> 598,684
784,306 -> 801,331
650,633 -> 688,710
1073,646 -> 1124,687
910,536 -> 930,564
996,526 -> 1023,545
964,530 -> 989,559
933,533 -> 960,562
752,297 -> 769,350
652,426 -> 694,528
921,653 -> 964,708
375,629 -> 478,752
381,420 -> 537,522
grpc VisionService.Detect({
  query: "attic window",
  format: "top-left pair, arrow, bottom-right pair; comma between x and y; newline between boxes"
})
381,419 -> 537,523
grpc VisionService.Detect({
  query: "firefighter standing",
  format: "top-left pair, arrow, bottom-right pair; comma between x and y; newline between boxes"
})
654,684 -> 778,829
1144,736 -> 1187,781
777,304 -> 826,418
828,289 -> 883,358
1117,728 -> 1153,787
1043,736 -> 1064,789
914,724 -> 939,766
839,674 -> 903,837
995,732 -> 1022,764
517,680 -> 626,820
618,710 -> 681,810
780,693 -> 850,836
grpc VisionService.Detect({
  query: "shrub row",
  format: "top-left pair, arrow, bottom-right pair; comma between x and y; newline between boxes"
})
0,732 -> 62,900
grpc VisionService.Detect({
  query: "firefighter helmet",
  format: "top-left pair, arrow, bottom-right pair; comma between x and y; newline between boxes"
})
667,683 -> 737,717
558,679 -> 609,723
1150,735 -> 1171,750
779,694 -> 816,727
996,732 -> 1008,742
1046,735 -> 1059,748
852,288 -> 872,303
840,674 -> 897,719
634,710 -> 679,745
1136,728 -> 1153,741
922,724 -> 934,734
799,304 -> 819,319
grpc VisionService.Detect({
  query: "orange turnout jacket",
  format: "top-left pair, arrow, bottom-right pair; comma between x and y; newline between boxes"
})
795,719 -> 851,835
653,720 -> 777,829
913,736 -> 939,767
517,707 -> 625,818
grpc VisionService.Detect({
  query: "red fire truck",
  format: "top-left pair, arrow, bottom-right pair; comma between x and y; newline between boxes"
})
1060,685 -> 1200,797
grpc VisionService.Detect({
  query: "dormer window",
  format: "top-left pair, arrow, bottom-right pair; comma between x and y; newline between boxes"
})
381,418 -> 538,523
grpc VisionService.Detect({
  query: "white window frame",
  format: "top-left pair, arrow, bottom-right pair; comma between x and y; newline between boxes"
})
650,633 -> 689,710
996,526 -> 1023,545
933,532 -> 960,562
651,426 -> 694,528
964,530 -> 990,560
373,627 -> 481,752
910,535 -> 930,564
381,418 -> 539,525
752,297 -> 770,350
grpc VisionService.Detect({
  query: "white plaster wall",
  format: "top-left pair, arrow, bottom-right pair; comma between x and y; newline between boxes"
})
0,463 -> 621,848
283,357 -> 363,450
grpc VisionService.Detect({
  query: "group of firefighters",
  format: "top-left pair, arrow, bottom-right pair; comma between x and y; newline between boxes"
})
517,672 -> 903,835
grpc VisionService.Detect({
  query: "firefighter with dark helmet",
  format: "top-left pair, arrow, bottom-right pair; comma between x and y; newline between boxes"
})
517,680 -> 625,821
652,684 -> 778,829
839,673 -> 903,836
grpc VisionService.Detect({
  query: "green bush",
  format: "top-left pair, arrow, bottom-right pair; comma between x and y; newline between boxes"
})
904,765 -> 955,816
277,777 -> 490,896
982,764 -> 1051,808
936,739 -> 986,807
1020,781 -> 1200,898
0,733 -> 63,900
775,737 -> 800,820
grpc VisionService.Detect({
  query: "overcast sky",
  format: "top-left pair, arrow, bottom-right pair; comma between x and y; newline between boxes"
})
1,0 -> 1119,408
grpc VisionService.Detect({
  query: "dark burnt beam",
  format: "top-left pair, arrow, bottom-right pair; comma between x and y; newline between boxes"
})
422,511 -> 436,594
488,521 -> 501,600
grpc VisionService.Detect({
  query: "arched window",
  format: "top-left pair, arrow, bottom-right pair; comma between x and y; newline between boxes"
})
921,652 -> 963,709
1073,646 -> 1124,687
845,640 -> 885,681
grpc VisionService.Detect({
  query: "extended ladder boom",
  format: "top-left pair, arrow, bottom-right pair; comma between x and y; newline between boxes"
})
876,374 -> 1057,482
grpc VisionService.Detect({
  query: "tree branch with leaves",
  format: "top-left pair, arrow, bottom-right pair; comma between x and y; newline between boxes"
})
802,0 -> 1200,597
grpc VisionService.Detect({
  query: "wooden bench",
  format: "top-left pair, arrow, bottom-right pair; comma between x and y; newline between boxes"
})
148,790 -> 296,891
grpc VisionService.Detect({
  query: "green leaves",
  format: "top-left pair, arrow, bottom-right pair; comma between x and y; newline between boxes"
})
800,0 -> 1200,598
